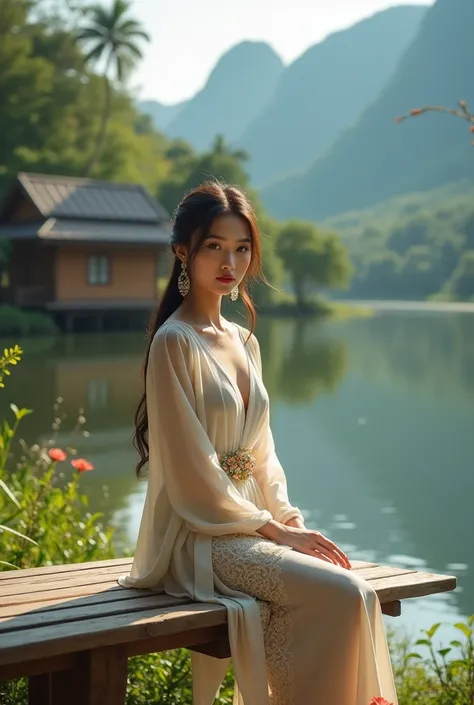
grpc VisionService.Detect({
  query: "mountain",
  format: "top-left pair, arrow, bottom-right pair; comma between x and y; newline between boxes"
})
138,100 -> 188,131
165,41 -> 284,151
261,0 -> 474,221
236,5 -> 427,187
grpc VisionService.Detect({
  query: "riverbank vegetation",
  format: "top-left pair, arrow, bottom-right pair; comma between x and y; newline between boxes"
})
0,347 -> 473,704
326,181 -> 474,303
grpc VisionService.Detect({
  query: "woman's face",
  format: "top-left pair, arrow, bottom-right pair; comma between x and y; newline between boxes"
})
186,213 -> 253,298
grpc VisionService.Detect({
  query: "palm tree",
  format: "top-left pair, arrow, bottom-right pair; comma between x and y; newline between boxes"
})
76,0 -> 150,176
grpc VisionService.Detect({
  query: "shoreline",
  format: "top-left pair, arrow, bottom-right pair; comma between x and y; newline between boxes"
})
337,299 -> 474,314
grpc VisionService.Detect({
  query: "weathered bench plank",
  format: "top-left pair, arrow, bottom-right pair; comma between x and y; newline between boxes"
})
0,557 -> 457,705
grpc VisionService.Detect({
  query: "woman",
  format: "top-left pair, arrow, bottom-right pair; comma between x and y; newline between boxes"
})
118,181 -> 398,705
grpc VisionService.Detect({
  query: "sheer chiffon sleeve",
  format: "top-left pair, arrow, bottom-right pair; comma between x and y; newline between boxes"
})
247,332 -> 305,525
147,326 -> 273,536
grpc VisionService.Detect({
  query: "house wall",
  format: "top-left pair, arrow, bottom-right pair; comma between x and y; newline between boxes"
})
4,242 -> 56,307
55,245 -> 159,301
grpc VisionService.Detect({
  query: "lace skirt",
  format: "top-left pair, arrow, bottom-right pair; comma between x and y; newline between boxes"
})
211,534 -> 398,705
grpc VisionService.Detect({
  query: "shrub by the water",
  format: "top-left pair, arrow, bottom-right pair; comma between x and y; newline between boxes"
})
0,305 -> 59,337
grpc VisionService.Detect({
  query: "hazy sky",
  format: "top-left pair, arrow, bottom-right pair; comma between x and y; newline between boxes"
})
130,0 -> 433,105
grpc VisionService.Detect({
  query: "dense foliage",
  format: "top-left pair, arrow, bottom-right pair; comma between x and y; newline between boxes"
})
324,182 -> 474,301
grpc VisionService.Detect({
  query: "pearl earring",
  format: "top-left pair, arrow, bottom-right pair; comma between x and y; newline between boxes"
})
230,286 -> 239,302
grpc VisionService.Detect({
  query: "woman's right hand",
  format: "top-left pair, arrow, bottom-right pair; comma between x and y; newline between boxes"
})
282,526 -> 351,569
259,520 -> 351,570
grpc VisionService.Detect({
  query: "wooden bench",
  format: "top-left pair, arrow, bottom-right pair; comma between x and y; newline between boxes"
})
0,556 -> 457,705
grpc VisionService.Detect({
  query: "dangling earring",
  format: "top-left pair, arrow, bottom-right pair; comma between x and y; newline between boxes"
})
177,261 -> 190,297
230,285 -> 239,302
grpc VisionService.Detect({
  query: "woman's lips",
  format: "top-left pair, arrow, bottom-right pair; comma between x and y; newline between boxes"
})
216,277 -> 235,282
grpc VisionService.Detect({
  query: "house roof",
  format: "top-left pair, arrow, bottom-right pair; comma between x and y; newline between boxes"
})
0,218 -> 171,245
14,172 -> 170,223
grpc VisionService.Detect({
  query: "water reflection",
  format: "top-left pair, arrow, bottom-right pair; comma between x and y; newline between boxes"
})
1,311 -> 472,628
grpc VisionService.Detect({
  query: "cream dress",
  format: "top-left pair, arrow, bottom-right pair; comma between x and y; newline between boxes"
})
118,319 -> 398,705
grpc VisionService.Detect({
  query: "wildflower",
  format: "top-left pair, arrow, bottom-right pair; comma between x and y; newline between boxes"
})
370,698 -> 394,705
48,448 -> 67,462
410,108 -> 422,116
470,125 -> 474,133
71,458 -> 94,473
394,116 -> 403,123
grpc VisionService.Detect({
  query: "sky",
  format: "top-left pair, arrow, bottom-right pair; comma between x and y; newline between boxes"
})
129,0 -> 434,105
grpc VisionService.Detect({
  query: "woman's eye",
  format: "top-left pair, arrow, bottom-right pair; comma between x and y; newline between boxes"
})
238,246 -> 250,252
207,243 -> 220,250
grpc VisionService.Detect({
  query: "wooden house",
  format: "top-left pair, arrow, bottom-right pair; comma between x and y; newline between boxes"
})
0,172 -> 172,332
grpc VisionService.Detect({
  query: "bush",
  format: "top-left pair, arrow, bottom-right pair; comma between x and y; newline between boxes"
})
0,305 -> 59,337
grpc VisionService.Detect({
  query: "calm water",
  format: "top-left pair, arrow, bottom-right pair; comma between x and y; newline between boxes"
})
2,310 -> 474,645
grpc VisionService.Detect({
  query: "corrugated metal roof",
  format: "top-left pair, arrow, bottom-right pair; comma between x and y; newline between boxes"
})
0,218 -> 171,245
39,218 -> 171,244
17,172 -> 170,223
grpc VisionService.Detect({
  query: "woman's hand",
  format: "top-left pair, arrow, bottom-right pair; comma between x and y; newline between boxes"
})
282,526 -> 351,569
258,519 -> 351,570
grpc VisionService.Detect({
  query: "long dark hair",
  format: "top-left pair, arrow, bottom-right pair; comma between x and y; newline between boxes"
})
133,179 -> 268,477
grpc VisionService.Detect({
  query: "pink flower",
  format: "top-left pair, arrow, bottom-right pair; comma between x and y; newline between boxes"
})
71,458 -> 94,473
48,448 -> 67,462
370,698 -> 394,705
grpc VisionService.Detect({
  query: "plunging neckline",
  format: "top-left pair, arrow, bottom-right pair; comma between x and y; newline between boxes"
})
167,319 -> 253,425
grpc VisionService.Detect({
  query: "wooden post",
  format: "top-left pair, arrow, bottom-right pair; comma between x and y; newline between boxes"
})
29,673 -> 52,705
52,647 -> 128,705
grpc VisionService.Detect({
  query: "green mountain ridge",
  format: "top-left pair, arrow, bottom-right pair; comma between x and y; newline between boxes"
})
164,41 -> 284,151
138,99 -> 188,131
236,5 -> 427,187
261,0 -> 474,221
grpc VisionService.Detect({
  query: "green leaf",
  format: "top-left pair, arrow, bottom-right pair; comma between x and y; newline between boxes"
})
437,648 -> 451,657
454,622 -> 472,638
0,561 -> 20,570
0,524 -> 38,545
415,639 -> 432,646
426,622 -> 441,639
450,659 -> 467,668
406,652 -> 422,660
0,479 -> 21,508
467,614 -> 474,627
449,640 -> 463,648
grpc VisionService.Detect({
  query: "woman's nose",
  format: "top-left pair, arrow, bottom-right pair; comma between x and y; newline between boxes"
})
221,254 -> 235,270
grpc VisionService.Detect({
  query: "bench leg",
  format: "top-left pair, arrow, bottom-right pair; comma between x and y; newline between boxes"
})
60,647 -> 128,705
381,600 -> 401,617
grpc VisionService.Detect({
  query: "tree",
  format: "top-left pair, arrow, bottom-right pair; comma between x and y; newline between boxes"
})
157,135 -> 251,215
75,0 -> 150,176
445,250 -> 474,301
359,251 -> 403,299
276,220 -> 352,307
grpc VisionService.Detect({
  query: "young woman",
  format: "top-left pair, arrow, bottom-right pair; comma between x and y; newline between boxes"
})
118,181 -> 398,705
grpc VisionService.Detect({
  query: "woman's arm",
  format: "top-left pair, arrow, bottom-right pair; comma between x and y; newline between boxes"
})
247,333 -> 305,525
147,326 -> 273,536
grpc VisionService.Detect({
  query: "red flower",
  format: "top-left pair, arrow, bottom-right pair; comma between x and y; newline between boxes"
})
370,698 -> 394,705
71,458 -> 94,473
410,108 -> 423,116
48,448 -> 67,462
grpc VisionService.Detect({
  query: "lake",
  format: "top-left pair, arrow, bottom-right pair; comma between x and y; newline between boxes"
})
2,308 -> 473,648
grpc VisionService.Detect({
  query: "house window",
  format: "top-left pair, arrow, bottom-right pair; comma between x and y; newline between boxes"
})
87,255 -> 110,285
